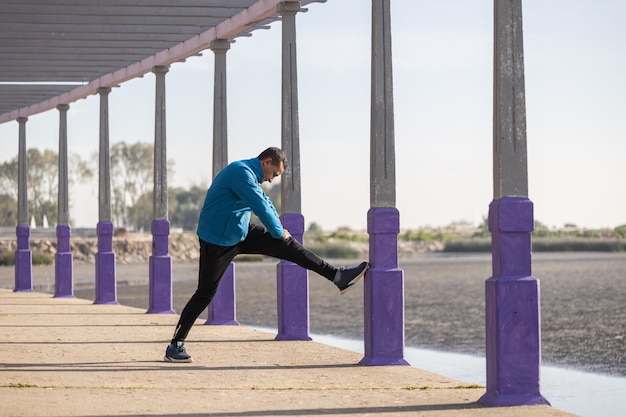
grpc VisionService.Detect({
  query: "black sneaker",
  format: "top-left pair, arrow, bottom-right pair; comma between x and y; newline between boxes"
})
164,341 -> 193,363
334,262 -> 369,294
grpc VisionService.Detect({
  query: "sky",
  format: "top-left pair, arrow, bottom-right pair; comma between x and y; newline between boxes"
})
1,0 -> 625,231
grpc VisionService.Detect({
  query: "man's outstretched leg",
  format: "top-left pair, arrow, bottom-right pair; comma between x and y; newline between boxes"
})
240,224 -> 369,294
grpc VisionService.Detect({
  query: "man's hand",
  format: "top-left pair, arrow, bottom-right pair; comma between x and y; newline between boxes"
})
282,229 -> 292,240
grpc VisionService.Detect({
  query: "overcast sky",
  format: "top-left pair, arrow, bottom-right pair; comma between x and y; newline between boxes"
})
1,0 -> 624,231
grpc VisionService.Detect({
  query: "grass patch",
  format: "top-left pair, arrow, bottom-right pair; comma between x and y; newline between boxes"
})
234,254 -> 265,262
305,242 -> 360,259
8,383 -> 39,388
32,251 -> 53,265
402,384 -> 484,390
443,238 -> 491,252
532,238 -> 626,252
0,252 -> 13,266
0,251 -> 54,266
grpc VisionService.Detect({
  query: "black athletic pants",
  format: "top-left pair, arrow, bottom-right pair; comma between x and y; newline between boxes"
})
172,224 -> 337,342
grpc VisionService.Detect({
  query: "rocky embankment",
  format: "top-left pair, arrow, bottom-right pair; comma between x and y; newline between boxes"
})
0,232 -> 200,264
0,231 -> 441,264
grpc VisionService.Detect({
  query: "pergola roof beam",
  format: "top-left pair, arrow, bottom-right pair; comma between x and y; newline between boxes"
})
0,0 -> 318,124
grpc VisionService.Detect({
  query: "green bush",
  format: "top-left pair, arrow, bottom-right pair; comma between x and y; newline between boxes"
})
443,238 -> 491,252
532,238 -> 626,252
32,251 -> 53,265
328,227 -> 368,243
306,242 -> 360,259
613,225 -> 626,239
0,250 -> 54,266
401,229 -> 453,242
0,252 -> 14,266
234,254 -> 265,262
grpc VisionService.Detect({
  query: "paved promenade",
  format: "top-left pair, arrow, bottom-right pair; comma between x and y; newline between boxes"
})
0,288 -> 576,417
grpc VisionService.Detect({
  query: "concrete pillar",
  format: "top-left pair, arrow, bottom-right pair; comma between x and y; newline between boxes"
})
97,88 -> 112,222
360,0 -> 407,366
276,213 -> 311,341
205,39 -> 239,325
211,39 -> 230,175
55,103 -> 74,298
95,87 -> 117,305
148,65 -> 174,314
57,104 -> 70,226
478,0 -> 549,407
14,117 -> 32,292
274,1 -> 310,342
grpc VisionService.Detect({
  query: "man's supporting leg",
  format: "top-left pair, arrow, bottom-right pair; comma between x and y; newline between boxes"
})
171,241 -> 237,343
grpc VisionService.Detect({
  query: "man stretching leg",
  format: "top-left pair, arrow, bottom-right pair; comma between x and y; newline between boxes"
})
165,147 -> 368,363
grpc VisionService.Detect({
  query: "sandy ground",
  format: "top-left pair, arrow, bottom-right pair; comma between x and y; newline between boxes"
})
2,251 -> 625,377
1,289 -> 577,417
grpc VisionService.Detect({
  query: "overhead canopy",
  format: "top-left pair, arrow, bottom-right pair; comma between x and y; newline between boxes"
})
0,0 -> 322,124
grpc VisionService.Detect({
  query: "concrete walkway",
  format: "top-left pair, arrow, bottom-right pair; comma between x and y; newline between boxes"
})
0,289 -> 576,417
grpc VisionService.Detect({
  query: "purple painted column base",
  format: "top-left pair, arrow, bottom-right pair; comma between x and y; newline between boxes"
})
148,219 -> 174,314
478,197 -> 549,407
95,221 -> 117,304
54,224 -> 74,298
206,262 -> 239,325
360,207 -> 409,366
14,225 -> 33,292
276,213 -> 311,341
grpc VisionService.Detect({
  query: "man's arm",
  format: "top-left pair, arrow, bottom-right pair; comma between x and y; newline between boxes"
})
230,169 -> 285,239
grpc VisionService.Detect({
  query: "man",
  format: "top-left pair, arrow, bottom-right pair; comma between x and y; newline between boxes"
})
165,147 -> 369,363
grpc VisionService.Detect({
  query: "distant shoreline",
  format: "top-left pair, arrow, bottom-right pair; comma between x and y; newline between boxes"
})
444,236 -> 626,252
2,230 -> 626,268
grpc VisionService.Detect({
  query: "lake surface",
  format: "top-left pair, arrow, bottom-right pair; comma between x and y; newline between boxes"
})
228,252 -> 626,377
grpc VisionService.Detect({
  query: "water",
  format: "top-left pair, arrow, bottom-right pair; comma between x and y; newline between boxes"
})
232,252 -> 626,378
305,332 -> 626,417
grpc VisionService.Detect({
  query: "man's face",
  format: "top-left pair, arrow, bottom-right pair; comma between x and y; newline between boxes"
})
260,158 -> 285,184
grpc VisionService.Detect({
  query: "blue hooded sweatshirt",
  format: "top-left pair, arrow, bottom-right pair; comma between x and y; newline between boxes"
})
196,157 -> 283,246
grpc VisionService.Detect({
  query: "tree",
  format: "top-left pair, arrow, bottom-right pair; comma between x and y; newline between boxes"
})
107,141 -> 175,229
168,185 -> 207,231
127,191 -> 153,232
306,222 -> 327,243
534,220 -> 552,237
0,148 -> 92,227
109,142 -> 153,228
0,194 -> 17,226
28,148 -> 57,211
69,153 -> 93,190
127,185 -> 207,232
0,157 -> 17,200
473,216 -> 490,238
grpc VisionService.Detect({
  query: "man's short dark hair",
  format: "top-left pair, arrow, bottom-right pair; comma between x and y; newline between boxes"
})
258,147 -> 288,170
